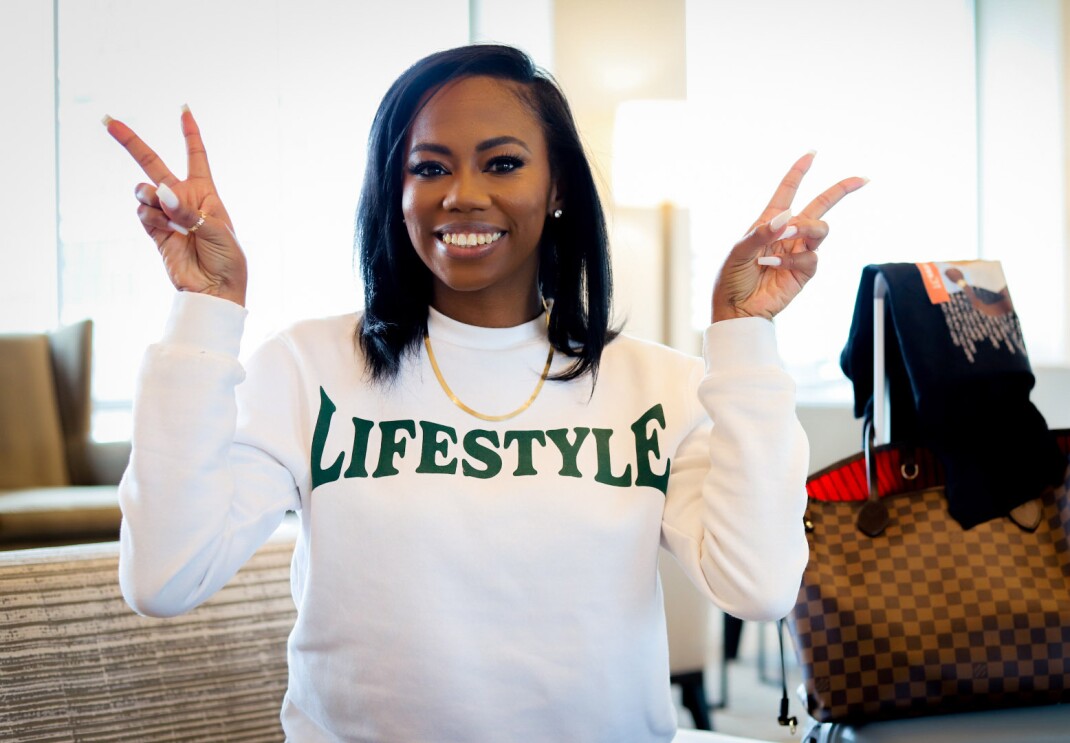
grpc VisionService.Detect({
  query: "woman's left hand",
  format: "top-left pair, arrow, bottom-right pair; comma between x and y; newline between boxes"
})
711,152 -> 867,323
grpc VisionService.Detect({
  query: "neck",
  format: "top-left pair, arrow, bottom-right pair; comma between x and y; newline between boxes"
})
430,288 -> 543,328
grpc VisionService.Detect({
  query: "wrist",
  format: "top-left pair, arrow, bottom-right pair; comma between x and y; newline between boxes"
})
199,280 -> 246,308
206,262 -> 248,307
712,302 -> 770,324
214,282 -> 247,308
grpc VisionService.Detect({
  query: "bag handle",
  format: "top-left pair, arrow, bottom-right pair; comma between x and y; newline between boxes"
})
858,419 -> 891,537
863,418 -> 1042,533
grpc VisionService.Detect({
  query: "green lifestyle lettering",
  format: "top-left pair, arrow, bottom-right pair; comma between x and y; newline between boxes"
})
310,387 -> 670,494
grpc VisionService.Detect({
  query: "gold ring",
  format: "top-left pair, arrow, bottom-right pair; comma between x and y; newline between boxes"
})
188,211 -> 207,233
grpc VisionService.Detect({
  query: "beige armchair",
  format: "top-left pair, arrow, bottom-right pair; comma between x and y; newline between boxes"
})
0,319 -> 127,547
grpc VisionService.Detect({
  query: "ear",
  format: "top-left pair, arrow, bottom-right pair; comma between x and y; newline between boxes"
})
548,182 -> 563,217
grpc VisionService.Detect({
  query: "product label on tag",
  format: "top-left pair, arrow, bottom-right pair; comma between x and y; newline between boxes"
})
916,262 -> 950,304
913,259 -> 1025,364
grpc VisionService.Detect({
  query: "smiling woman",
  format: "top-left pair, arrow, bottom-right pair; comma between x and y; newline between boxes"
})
401,76 -> 561,327
104,42 -> 864,742
356,45 -> 617,386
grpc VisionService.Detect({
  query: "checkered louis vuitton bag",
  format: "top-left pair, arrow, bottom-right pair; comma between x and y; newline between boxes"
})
787,429 -> 1070,724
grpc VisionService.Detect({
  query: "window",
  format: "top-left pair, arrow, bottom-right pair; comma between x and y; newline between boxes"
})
54,0 -> 469,437
685,0 -> 1067,399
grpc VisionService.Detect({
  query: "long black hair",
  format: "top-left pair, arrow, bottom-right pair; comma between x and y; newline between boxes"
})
356,44 -> 615,384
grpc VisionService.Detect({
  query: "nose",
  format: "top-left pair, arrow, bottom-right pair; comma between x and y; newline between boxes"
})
443,169 -> 491,212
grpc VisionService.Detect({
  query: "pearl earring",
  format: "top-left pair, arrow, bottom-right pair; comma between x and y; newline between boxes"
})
552,209 -> 563,219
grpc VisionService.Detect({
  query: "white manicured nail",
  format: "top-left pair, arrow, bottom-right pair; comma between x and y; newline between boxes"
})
778,225 -> 798,240
101,114 -> 113,127
181,103 -> 191,114
156,182 -> 180,210
806,149 -> 817,157
769,209 -> 792,232
167,221 -> 189,236
757,256 -> 782,267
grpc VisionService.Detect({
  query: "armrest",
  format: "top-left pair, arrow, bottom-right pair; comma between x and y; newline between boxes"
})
84,440 -> 132,486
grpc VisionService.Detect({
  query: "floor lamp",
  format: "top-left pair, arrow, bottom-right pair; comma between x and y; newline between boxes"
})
612,100 -> 691,347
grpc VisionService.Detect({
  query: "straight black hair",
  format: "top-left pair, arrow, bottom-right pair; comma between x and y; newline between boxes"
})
355,43 -> 616,384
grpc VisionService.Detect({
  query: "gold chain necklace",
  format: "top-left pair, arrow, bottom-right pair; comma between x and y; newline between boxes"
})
424,308 -> 554,422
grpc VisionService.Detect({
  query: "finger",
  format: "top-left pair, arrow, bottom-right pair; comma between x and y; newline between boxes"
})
137,202 -> 191,238
137,203 -> 172,237
103,115 -> 179,186
181,105 -> 213,180
762,151 -> 816,216
799,176 -> 869,220
786,218 -> 829,251
733,209 -> 795,259
134,183 -> 159,208
153,181 -> 205,234
751,220 -> 827,269
759,248 -> 819,278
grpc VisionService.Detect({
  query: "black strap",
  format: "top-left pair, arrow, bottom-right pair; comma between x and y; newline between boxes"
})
776,618 -> 798,734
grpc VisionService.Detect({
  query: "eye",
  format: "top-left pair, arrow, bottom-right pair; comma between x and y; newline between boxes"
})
408,160 -> 449,178
486,155 -> 525,174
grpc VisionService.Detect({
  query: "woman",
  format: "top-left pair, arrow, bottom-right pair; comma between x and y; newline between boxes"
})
105,44 -> 864,742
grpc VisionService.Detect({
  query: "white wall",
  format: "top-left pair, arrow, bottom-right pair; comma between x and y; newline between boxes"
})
1,1 -> 57,332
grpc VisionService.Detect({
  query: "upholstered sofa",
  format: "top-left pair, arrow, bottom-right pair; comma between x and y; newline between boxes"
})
0,319 -> 126,548
0,520 -> 296,741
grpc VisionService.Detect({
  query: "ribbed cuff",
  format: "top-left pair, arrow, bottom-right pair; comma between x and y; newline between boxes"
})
702,317 -> 781,374
161,291 -> 247,357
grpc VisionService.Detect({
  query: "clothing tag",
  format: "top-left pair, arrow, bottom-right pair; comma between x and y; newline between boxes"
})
915,260 -> 1011,306
913,259 -> 1024,364
915,262 -> 950,304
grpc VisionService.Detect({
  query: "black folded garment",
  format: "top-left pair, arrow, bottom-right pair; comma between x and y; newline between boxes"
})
840,262 -> 1065,528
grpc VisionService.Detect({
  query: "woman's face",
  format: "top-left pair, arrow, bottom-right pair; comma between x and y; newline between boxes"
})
401,75 -> 560,326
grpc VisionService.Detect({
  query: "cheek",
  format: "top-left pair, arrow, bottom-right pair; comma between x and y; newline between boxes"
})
401,181 -> 417,222
400,185 -> 427,246
503,190 -> 550,226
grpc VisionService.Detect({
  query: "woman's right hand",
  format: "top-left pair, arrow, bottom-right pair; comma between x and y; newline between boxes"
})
104,106 -> 247,306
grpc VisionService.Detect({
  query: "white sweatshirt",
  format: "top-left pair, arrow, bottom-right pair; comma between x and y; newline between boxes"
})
119,292 -> 809,743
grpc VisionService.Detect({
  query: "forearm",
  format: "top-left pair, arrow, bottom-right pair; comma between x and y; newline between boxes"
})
118,293 -> 294,617
662,318 -> 809,621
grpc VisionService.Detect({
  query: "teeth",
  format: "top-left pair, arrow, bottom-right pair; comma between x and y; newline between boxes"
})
441,231 -> 503,246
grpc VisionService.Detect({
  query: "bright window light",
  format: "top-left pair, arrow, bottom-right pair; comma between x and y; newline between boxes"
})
685,0 -> 1067,400
55,0 -> 469,438
686,0 -> 978,398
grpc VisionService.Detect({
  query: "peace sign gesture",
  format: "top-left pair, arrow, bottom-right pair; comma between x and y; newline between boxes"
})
712,152 -> 867,323
103,106 -> 247,306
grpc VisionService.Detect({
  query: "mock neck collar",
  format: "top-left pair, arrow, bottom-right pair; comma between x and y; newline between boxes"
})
426,306 -> 548,350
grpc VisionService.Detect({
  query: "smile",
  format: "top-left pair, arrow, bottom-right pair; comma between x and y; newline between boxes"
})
438,231 -> 504,247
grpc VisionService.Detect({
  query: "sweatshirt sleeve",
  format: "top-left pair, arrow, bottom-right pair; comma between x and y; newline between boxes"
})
118,292 -> 302,618
660,317 -> 809,622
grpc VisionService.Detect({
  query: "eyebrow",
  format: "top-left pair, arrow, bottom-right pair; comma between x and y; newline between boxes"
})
408,135 -> 532,156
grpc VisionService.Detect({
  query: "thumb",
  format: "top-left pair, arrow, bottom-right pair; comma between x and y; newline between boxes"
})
155,182 -> 205,236
733,208 -> 795,261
